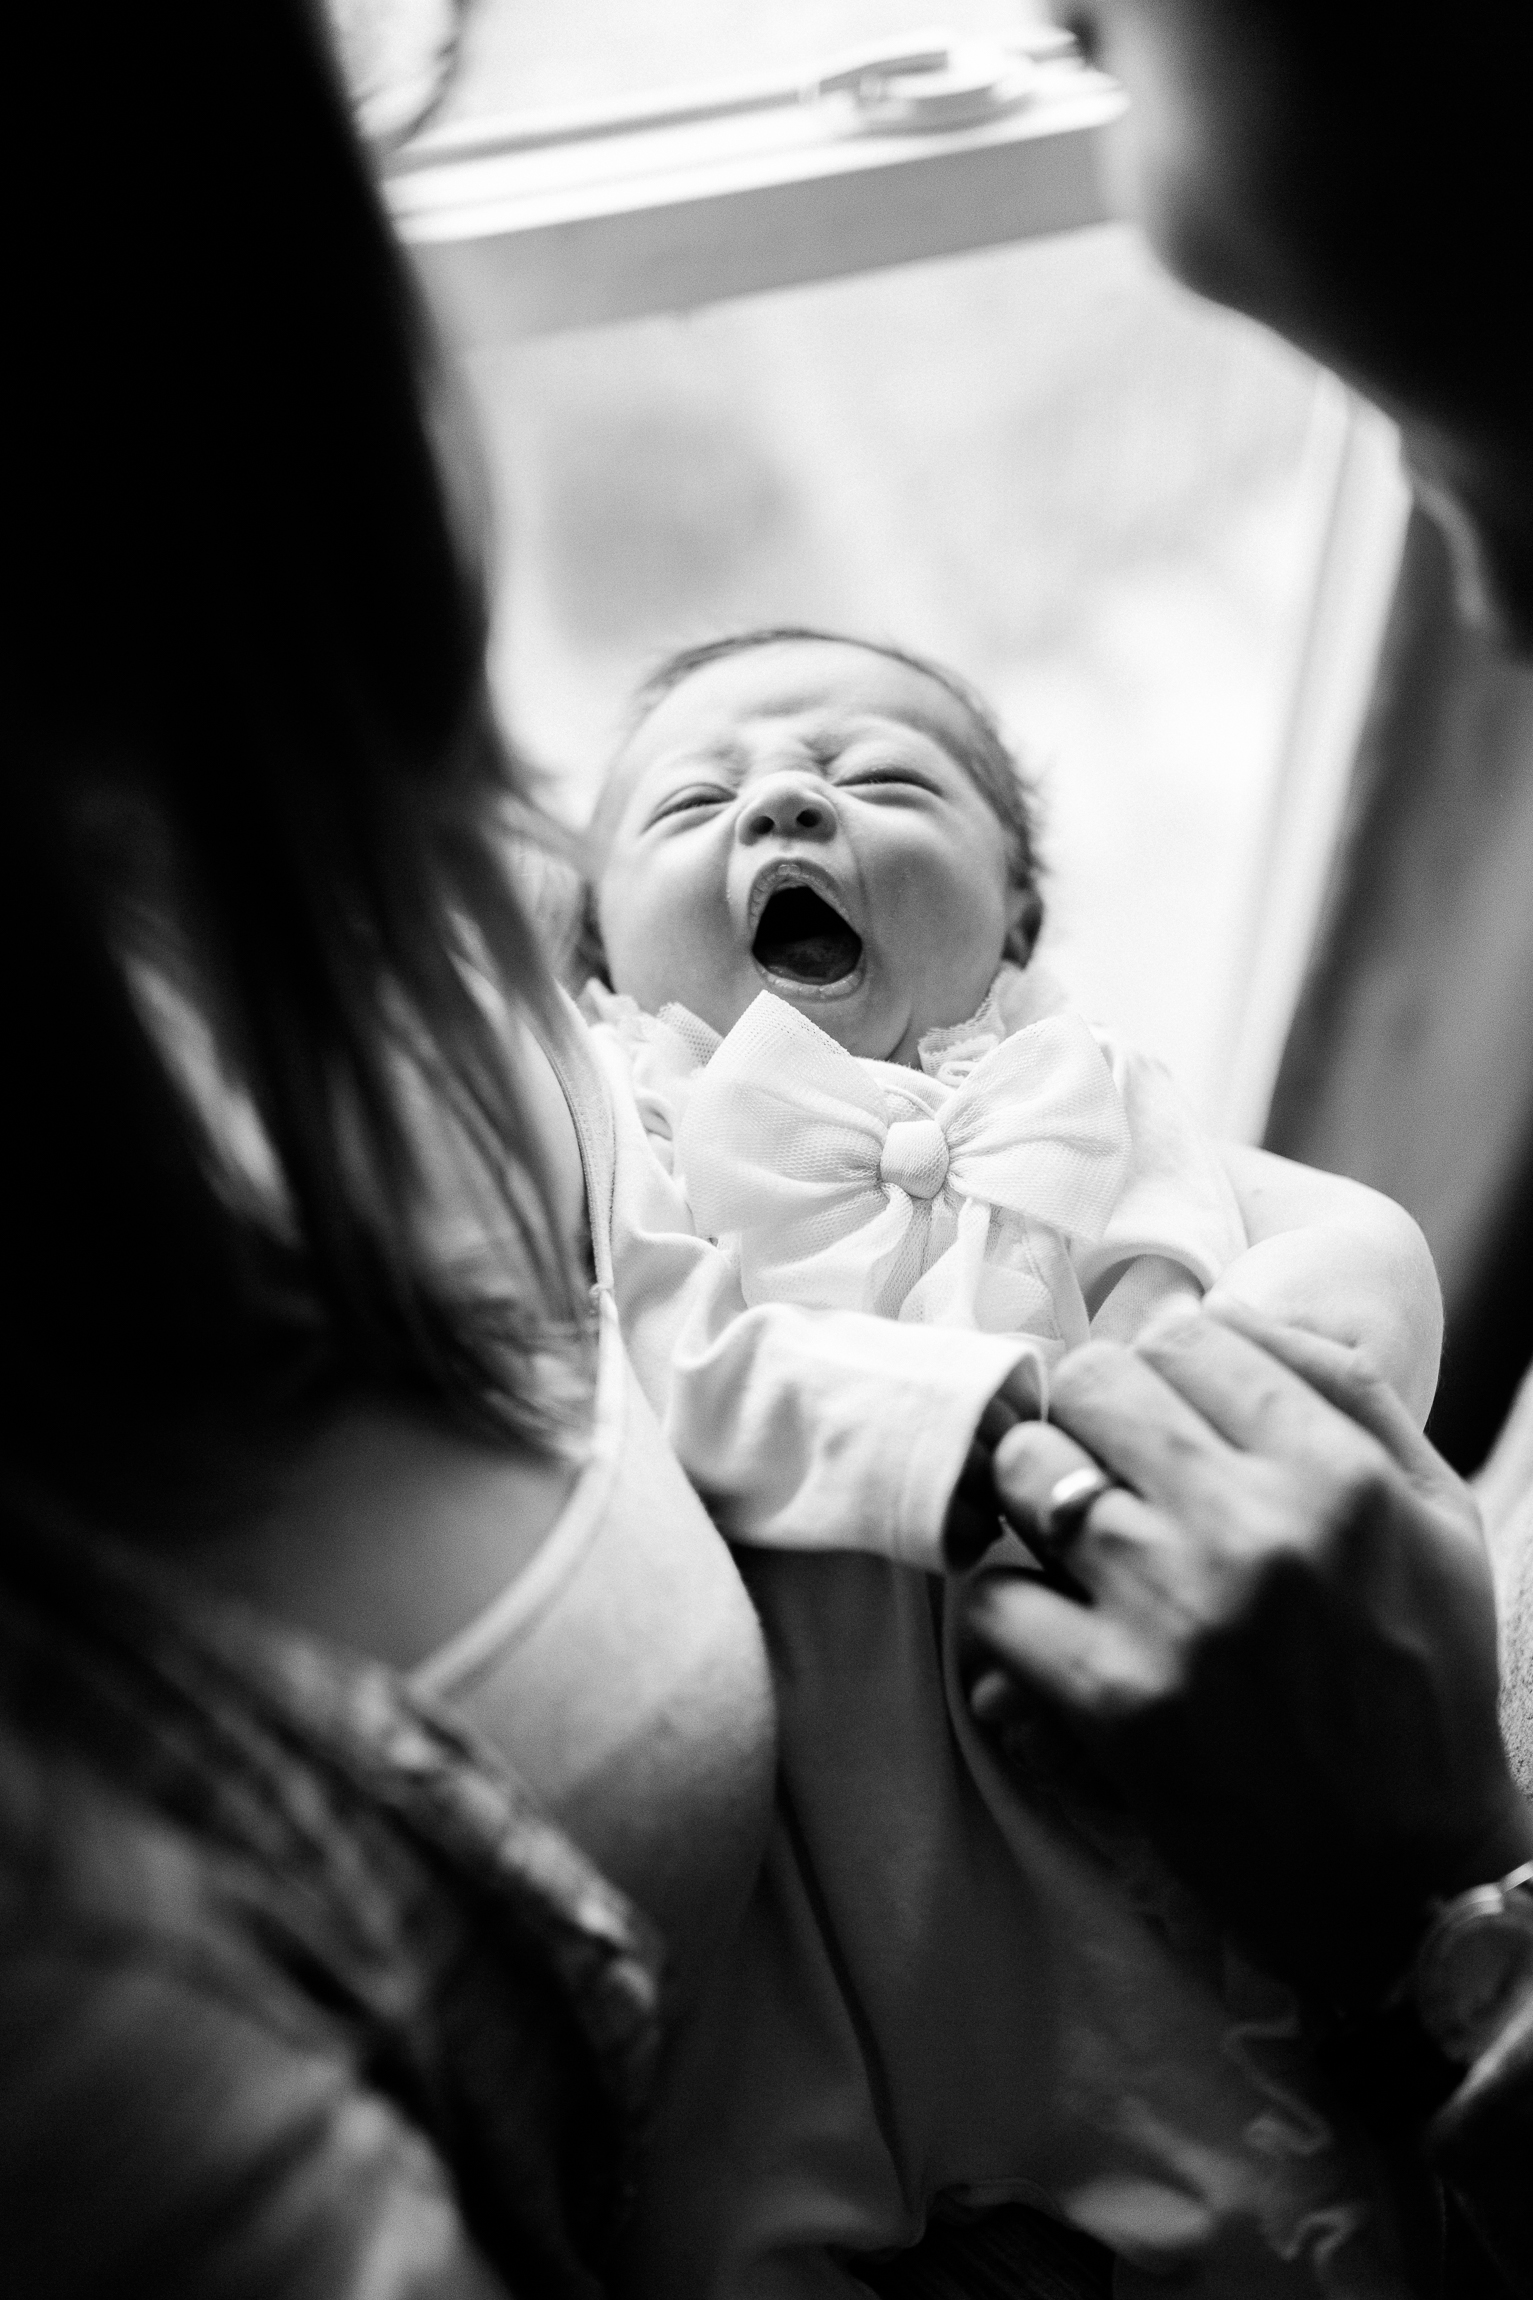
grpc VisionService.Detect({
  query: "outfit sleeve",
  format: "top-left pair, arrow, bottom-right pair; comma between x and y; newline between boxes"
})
0,1937 -> 514,2300
592,1028 -> 1035,1570
1073,1032 -> 1248,1337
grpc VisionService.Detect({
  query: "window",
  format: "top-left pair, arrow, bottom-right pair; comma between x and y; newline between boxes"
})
430,0 -> 1051,118
382,3 -> 1409,1135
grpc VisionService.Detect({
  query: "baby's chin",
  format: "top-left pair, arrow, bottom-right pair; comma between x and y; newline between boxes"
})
810,981 -> 1005,1067
661,964 -> 892,1060
662,962 -> 968,1068
753,973 -> 916,1064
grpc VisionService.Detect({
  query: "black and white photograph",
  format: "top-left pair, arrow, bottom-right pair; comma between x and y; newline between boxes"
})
5,4 -> 1532,2294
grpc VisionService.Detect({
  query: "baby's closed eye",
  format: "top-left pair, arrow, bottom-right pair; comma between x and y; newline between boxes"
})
647,783 -> 733,826
835,763 -> 941,796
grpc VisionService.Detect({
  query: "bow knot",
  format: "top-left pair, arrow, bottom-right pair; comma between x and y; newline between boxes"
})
880,1116 -> 949,1199
675,992 -> 1134,1319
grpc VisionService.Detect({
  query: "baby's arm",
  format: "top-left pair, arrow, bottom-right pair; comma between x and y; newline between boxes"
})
595,1024 -> 1035,1568
1212,1144 -> 1443,1426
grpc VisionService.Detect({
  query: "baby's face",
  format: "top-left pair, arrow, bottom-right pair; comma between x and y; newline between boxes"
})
595,641 -> 1025,1063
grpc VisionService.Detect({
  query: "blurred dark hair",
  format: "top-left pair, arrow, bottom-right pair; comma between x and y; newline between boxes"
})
7,2 -> 580,1533
576,625 -> 1045,987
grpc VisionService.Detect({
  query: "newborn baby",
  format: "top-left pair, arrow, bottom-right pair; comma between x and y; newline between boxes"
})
579,628 -> 1442,2297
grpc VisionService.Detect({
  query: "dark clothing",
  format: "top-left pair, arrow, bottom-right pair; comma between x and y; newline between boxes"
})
1266,508 -> 1533,1476
4,1508 -> 1531,2300
1433,1996 -> 1533,2296
0,1519 -> 661,2300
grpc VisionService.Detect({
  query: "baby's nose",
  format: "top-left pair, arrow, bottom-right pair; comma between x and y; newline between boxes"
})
738,774 -> 837,845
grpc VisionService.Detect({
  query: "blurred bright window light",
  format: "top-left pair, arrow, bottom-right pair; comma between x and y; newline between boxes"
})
432,0 -> 1053,118
363,0 -> 1410,1135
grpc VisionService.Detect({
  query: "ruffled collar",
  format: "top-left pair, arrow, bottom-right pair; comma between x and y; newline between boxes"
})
914,961 -> 1073,1086
580,980 -> 722,1066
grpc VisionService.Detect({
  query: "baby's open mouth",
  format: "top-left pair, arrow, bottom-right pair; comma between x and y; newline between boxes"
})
751,885 -> 864,986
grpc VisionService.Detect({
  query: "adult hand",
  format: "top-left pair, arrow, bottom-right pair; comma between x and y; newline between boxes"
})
960,1300 -> 1533,2008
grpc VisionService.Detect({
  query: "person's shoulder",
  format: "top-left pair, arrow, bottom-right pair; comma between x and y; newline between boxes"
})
0,1729 -> 348,2286
0,1721 -> 317,2046
0,1728 -> 500,2299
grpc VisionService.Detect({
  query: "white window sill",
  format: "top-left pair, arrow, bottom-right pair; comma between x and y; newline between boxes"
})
388,62 -> 1126,343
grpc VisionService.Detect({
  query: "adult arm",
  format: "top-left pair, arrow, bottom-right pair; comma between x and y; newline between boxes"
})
959,1303 -> 1533,2275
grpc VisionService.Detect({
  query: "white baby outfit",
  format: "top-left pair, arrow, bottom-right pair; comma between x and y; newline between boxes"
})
673,961 -> 1242,1361
584,964 -> 1423,2300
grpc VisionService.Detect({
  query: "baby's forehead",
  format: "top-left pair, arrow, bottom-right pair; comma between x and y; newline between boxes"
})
648,640 -> 967,747
597,641 -> 977,833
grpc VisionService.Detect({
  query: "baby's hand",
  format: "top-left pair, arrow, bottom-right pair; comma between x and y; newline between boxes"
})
1210,1150 -> 1443,1426
943,1360 -> 1044,1568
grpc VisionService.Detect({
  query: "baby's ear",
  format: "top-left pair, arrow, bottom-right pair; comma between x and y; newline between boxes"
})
1006,883 -> 1044,966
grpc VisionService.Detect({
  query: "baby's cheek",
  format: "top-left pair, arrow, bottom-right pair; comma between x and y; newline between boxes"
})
608,893 -> 749,1032
905,885 -> 1010,1020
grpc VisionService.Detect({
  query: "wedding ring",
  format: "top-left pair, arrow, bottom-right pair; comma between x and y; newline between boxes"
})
1039,1463 -> 1114,1550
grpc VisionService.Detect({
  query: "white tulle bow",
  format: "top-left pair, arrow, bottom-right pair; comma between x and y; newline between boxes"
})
675,993 -> 1133,1317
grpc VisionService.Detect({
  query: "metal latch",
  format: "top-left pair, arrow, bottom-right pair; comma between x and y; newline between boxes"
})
387,22 -> 1087,172
812,26 -> 1081,135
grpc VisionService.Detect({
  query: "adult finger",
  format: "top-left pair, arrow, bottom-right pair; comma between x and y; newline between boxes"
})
1036,1339 -> 1243,1519
991,1418 -> 1100,1502
960,1565 -> 1130,1719
973,1420 -> 1104,1587
1200,1296 -> 1468,1517
990,1423 -> 1181,1604
1131,1300 -> 1385,1471
987,1420 -> 1109,1571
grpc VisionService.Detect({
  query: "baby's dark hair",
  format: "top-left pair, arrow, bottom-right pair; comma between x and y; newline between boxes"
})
579,625 -> 1045,985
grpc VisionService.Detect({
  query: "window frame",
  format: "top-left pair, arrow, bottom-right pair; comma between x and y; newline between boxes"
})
1212,386 -> 1410,1139
386,50 -> 1124,343
387,36 -> 1409,1139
